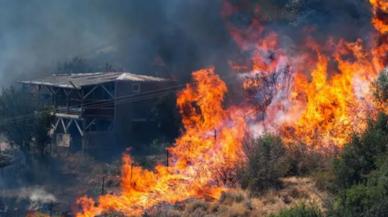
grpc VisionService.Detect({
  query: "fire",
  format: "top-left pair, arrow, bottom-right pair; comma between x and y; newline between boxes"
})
370,0 -> 388,70
223,0 -> 387,150
283,42 -> 379,149
370,0 -> 388,34
74,1 -> 387,216
75,68 -> 248,217
284,2 -> 387,149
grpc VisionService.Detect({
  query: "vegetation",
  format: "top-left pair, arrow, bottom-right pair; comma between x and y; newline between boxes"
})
56,57 -> 120,74
333,113 -> 388,189
239,135 -> 290,193
0,86 -> 53,154
329,112 -> 388,217
238,112 -> 387,217
287,143 -> 330,176
269,204 -> 323,217
147,178 -> 327,217
374,67 -> 388,104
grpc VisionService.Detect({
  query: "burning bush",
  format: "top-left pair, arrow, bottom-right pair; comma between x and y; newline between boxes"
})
144,177 -> 328,217
239,135 -> 290,194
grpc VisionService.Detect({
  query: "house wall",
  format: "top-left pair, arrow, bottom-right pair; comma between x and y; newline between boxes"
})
114,80 -> 176,151
25,79 -> 175,157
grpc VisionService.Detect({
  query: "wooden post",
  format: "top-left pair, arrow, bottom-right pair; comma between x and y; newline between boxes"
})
101,176 -> 105,195
166,149 -> 169,167
49,202 -> 53,217
65,90 -> 70,113
81,120 -> 86,154
130,163 -> 133,183
81,88 -> 86,154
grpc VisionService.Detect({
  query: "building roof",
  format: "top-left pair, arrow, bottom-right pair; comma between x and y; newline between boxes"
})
20,72 -> 170,89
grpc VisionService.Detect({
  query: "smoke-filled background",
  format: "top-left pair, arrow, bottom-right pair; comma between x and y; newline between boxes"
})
0,0 -> 374,88
0,0 -> 385,216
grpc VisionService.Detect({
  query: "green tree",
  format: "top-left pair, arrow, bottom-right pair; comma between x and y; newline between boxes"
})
329,113 -> 388,217
33,111 -> 55,155
331,153 -> 388,217
333,113 -> 388,189
0,87 -> 53,154
374,67 -> 388,104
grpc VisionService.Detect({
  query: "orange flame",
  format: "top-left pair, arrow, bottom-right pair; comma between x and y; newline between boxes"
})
283,2 -> 387,149
370,0 -> 388,34
283,41 -> 379,149
75,68 -> 248,217
74,2 -> 387,216
222,0 -> 387,150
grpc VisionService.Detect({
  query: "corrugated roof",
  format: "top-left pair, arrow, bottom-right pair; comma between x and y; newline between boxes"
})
20,72 -> 169,89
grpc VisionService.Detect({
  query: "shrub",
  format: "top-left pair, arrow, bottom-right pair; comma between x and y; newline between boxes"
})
374,67 -> 388,104
239,135 -> 290,194
311,169 -> 336,192
269,203 -> 323,217
333,113 -> 388,189
287,143 -> 331,176
330,182 -> 388,217
329,112 -> 388,217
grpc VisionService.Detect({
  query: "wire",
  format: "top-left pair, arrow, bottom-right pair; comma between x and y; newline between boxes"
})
0,72 -> 239,126
0,82 -> 185,126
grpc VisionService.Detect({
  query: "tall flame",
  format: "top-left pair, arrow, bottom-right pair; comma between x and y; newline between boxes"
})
73,1 -> 387,216
223,0 -> 387,150
283,42 -> 379,149
75,68 -> 248,217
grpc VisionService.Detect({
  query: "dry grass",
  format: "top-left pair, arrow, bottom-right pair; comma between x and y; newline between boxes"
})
147,176 -> 329,217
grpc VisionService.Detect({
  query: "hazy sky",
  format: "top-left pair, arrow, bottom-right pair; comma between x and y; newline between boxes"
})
0,0 -> 372,88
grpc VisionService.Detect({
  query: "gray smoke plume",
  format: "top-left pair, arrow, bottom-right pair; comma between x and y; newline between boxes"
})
0,0 -> 374,88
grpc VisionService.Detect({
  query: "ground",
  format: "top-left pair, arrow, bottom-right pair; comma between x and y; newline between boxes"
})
1,148 -> 330,217
144,177 -> 329,217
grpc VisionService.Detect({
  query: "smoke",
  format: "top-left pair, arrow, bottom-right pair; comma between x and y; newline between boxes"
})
0,136 -> 10,152
0,187 -> 56,215
23,188 -> 56,209
0,0 -> 375,88
0,0 -> 237,87
21,187 -> 56,209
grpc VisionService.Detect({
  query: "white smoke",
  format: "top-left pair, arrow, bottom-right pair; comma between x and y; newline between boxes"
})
1,187 -> 56,208
0,135 -> 10,152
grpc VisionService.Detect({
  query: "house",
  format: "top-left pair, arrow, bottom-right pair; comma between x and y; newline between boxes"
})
20,72 -> 176,155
